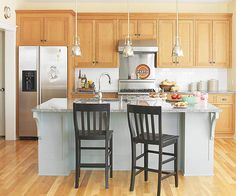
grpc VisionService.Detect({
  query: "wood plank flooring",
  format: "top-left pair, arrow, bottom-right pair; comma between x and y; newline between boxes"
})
0,139 -> 236,196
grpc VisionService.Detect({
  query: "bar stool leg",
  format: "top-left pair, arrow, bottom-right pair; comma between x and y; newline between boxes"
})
110,136 -> 113,178
105,138 -> 109,189
75,139 -> 80,188
144,144 -> 148,181
130,142 -> 136,191
157,147 -> 162,196
174,141 -> 178,187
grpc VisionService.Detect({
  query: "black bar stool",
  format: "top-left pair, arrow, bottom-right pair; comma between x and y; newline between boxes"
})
127,104 -> 178,196
73,103 -> 113,189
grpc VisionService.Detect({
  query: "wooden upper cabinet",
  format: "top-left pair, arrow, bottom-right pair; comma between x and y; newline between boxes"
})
16,12 -> 72,46
95,20 -> 117,68
76,20 -> 94,67
18,17 -> 44,45
44,17 -> 68,45
158,20 -> 175,67
178,20 -> 194,67
119,19 -> 156,40
76,19 -> 117,68
213,20 -> 231,68
195,20 -> 213,67
196,19 -> 231,68
137,20 -> 157,40
119,20 -> 137,39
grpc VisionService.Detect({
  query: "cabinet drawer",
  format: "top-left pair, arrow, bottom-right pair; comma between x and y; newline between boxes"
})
216,95 -> 234,104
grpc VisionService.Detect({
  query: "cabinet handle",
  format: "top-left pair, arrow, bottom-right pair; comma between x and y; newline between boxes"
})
222,98 -> 227,101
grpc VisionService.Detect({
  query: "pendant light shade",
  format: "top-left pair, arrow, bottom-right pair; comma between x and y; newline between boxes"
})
123,37 -> 134,57
172,0 -> 183,58
72,0 -> 81,56
123,0 -> 134,58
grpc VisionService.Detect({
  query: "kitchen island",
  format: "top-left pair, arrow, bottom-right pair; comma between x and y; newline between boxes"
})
32,98 -> 220,176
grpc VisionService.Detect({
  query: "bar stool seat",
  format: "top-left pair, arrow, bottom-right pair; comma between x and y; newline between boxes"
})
77,130 -> 113,140
135,133 -> 178,146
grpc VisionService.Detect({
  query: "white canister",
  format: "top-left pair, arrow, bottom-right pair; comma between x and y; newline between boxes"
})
189,82 -> 197,92
197,81 -> 207,92
208,79 -> 219,92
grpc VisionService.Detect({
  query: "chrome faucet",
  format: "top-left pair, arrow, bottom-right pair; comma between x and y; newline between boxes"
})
98,73 -> 111,101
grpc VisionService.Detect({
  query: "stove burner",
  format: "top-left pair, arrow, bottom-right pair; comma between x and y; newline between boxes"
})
120,89 -> 155,93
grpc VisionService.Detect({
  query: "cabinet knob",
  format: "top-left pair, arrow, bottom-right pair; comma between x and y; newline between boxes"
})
95,61 -> 98,64
137,33 -> 141,36
92,61 -> 95,64
222,98 -> 227,101
213,62 -> 216,64
41,40 -> 43,42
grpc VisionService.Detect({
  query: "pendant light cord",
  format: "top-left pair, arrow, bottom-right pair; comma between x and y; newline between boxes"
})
127,0 -> 130,39
176,0 -> 179,44
75,0 -> 78,43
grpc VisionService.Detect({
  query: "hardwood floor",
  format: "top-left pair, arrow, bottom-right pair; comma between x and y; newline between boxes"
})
0,139 -> 236,196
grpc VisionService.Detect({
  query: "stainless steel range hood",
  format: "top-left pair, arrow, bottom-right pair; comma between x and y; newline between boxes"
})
118,40 -> 158,53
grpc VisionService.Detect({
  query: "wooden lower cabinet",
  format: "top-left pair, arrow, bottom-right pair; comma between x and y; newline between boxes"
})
208,94 -> 235,138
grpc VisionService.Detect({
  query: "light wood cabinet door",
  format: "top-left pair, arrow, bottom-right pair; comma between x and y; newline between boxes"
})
44,17 -> 69,45
76,20 -> 95,67
195,20 -> 213,67
158,20 -> 175,67
137,20 -> 157,40
178,20 -> 194,67
215,104 -> 234,134
213,20 -> 230,68
119,20 -> 137,40
95,20 -> 117,68
18,17 -> 44,45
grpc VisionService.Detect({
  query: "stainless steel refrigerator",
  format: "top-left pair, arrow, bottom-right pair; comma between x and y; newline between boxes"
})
19,46 -> 67,138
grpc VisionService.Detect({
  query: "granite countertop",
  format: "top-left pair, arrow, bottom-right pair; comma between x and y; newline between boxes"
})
32,98 -> 220,113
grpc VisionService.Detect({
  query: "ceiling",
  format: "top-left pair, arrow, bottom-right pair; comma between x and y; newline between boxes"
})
24,0 -> 232,3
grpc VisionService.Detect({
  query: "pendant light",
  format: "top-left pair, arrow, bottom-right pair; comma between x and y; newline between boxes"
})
123,0 -> 134,58
172,0 -> 183,58
72,0 -> 81,56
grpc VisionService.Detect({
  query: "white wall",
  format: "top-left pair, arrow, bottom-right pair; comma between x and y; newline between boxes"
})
0,0 -> 16,140
16,0 -> 229,13
75,68 -> 228,92
0,0 -> 16,26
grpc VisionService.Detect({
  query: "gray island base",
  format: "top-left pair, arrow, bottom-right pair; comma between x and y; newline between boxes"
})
32,98 -> 220,176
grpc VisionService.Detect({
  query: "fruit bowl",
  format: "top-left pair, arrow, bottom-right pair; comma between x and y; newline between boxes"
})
159,84 -> 174,92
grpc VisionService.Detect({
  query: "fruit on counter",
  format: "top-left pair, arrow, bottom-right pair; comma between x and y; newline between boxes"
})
171,93 -> 182,100
149,92 -> 158,98
170,85 -> 179,92
174,102 -> 188,107
161,79 -> 176,86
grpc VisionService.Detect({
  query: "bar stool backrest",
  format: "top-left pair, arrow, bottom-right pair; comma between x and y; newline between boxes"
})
73,103 -> 110,138
127,104 -> 162,142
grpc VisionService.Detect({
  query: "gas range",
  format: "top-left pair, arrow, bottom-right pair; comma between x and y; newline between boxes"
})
119,88 -> 155,95
118,79 -> 156,95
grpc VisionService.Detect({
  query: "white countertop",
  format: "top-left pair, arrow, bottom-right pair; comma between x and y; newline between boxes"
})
32,98 -> 220,113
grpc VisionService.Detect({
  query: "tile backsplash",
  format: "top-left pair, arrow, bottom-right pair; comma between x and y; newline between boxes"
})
75,68 -> 228,92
